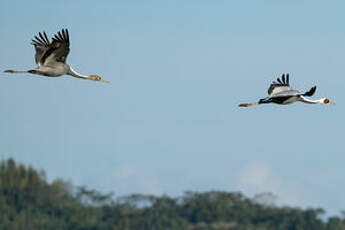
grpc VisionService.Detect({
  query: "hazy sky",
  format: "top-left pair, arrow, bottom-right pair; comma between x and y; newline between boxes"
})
1,0 -> 345,217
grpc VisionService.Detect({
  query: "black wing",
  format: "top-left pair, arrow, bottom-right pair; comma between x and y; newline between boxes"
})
31,31 -> 51,66
303,86 -> 317,97
267,73 -> 291,95
40,29 -> 70,66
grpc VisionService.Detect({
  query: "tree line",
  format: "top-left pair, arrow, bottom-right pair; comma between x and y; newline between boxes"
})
0,158 -> 344,230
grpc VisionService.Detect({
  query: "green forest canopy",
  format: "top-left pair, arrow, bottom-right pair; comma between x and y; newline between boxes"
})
0,158 -> 344,230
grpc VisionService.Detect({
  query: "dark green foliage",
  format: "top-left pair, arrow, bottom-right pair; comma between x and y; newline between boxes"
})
0,158 -> 344,230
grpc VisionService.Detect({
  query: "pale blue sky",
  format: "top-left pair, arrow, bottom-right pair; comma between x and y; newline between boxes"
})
1,0 -> 345,217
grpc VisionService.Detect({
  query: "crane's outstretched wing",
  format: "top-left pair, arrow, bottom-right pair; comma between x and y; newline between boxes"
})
39,29 -> 70,67
267,73 -> 292,96
303,86 -> 316,97
31,31 -> 51,66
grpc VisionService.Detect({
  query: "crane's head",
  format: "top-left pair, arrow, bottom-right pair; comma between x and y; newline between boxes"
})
89,75 -> 110,83
323,98 -> 336,105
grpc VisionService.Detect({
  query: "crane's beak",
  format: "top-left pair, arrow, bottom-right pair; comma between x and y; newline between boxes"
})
100,78 -> 110,83
89,75 -> 110,83
329,100 -> 336,105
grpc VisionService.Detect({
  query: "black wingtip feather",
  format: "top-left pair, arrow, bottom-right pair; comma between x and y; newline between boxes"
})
51,29 -> 70,44
43,32 -> 49,45
65,29 -> 69,42
62,29 -> 68,43
57,31 -> 63,40
32,31 -> 50,47
303,86 -> 317,97
38,32 -> 48,46
62,29 -> 65,40
34,35 -> 44,44
275,73 -> 290,86
43,32 -> 48,42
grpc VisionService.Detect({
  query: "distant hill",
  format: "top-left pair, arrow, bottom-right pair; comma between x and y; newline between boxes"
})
0,158 -> 344,230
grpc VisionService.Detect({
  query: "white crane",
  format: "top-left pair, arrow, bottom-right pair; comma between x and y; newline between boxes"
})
239,73 -> 335,107
4,29 -> 109,83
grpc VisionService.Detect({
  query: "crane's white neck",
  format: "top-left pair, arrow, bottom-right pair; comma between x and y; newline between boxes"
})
299,96 -> 325,104
67,66 -> 88,78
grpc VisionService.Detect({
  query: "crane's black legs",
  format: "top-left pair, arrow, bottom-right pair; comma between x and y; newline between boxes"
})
4,70 -> 30,74
239,101 -> 259,107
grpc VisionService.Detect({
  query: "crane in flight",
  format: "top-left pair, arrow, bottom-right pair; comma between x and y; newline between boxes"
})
239,73 -> 335,107
4,29 -> 109,83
